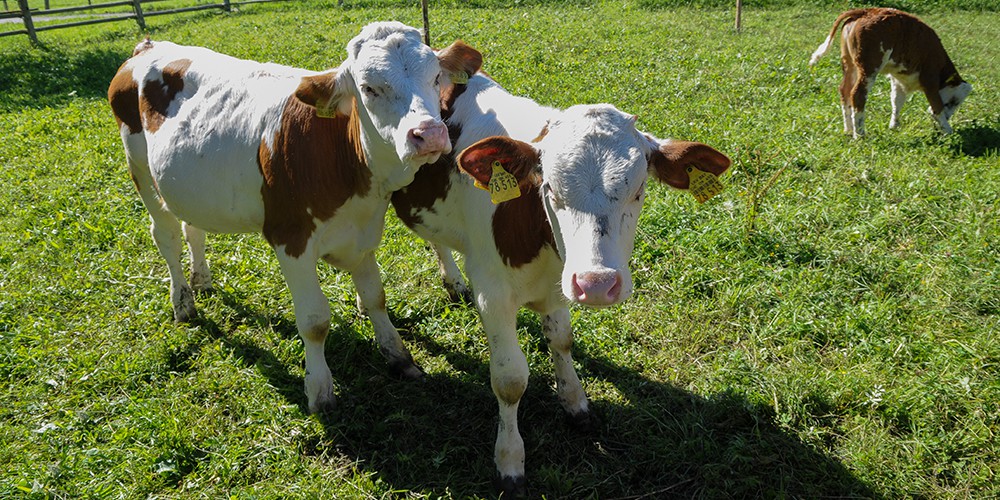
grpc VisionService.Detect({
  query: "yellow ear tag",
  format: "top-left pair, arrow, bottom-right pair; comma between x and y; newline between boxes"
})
315,100 -> 336,119
476,161 -> 521,204
687,166 -> 724,203
451,71 -> 469,85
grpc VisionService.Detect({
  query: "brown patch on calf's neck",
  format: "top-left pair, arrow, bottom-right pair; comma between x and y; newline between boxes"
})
391,152 -> 454,229
492,186 -> 555,268
440,82 -> 467,122
140,58 -> 192,133
108,65 -> 142,134
259,97 -> 370,258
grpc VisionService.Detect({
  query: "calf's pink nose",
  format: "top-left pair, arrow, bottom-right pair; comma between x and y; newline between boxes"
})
408,120 -> 451,156
571,270 -> 623,306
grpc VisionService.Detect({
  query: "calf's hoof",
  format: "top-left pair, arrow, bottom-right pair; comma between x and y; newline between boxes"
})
173,287 -> 198,323
308,394 -> 337,415
190,272 -> 213,294
444,280 -> 474,305
388,358 -> 425,381
493,474 -> 527,498
567,409 -> 597,433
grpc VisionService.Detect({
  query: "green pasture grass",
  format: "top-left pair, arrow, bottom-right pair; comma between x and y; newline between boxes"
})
1,1 -> 998,498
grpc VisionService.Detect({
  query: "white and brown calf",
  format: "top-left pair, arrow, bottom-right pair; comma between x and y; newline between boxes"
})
810,8 -> 972,138
392,49 -> 731,494
108,23 -> 481,413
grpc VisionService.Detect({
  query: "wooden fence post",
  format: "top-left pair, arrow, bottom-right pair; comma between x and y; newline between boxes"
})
17,0 -> 37,44
421,0 -> 429,46
131,0 -> 145,30
222,0 -> 230,12
735,0 -> 742,32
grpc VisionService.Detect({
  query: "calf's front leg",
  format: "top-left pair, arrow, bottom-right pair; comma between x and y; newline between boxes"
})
275,251 -> 336,414
478,292 -> 529,496
541,308 -> 591,429
183,222 -> 213,293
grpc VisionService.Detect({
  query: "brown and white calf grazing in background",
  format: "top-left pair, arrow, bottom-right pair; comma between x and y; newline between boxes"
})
809,8 -> 972,138
108,22 -> 481,413
392,42 -> 731,494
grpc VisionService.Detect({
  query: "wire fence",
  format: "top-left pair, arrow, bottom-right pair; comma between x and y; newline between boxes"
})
1,0 -> 290,43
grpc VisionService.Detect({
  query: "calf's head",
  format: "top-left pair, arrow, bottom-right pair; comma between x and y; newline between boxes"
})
934,77 -> 972,133
458,104 -> 730,307
294,22 -> 460,171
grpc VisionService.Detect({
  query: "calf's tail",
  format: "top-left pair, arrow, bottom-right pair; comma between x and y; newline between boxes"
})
809,9 -> 868,66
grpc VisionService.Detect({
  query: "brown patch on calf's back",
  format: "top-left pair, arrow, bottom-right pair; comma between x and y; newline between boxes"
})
108,65 -> 142,134
492,187 -> 555,268
140,58 -> 192,133
844,9 -> 962,95
259,96 -> 370,258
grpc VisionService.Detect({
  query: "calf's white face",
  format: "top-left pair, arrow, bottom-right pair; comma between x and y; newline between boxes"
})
298,22 -> 450,170
458,104 -> 731,307
934,81 -> 972,131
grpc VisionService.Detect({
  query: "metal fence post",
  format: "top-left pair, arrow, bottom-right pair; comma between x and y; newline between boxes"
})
17,0 -> 37,44
131,0 -> 145,30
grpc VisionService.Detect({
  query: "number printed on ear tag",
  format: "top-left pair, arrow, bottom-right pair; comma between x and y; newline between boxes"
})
687,166 -> 724,203
488,161 -> 521,204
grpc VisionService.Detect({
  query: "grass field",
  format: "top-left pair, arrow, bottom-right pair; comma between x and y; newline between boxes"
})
1,1 -> 998,498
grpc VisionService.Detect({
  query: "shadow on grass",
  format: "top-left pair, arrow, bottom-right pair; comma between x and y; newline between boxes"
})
0,43 -> 128,112
950,119 -> 1000,157
323,310 -> 875,498
185,288 -> 875,497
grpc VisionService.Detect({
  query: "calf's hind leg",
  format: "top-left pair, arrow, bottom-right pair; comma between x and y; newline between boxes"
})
347,253 -> 424,379
127,154 -> 197,323
838,57 -> 859,136
433,243 -> 473,304
849,73 -> 874,139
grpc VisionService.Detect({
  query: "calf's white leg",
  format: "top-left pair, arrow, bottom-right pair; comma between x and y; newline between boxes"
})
841,103 -> 854,135
126,152 -> 197,323
889,76 -> 908,129
541,307 -> 590,427
275,251 -> 336,413
477,290 -> 528,494
183,222 -> 212,292
348,253 -> 423,379
432,244 -> 472,303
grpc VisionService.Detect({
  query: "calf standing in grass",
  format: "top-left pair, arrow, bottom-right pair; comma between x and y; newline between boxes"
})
392,42 -> 731,494
107,23 -> 479,413
810,8 -> 972,138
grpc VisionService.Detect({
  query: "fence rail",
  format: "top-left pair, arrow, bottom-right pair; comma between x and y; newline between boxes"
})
1,0 -> 289,43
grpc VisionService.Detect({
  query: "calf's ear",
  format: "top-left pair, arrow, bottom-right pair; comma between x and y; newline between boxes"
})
437,40 -> 483,82
294,71 -> 352,118
457,136 -> 541,189
648,140 -> 731,190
